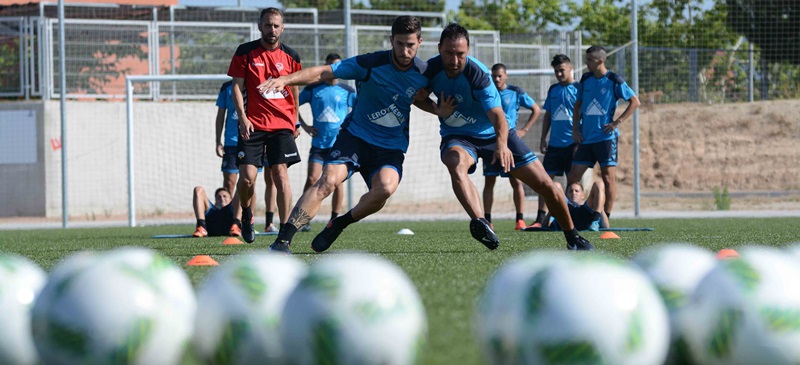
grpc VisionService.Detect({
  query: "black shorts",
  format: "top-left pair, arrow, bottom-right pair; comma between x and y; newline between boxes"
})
574,137 -> 618,167
205,205 -> 234,236
325,128 -> 405,189
542,144 -> 576,176
237,130 -> 300,168
308,146 -> 331,165
440,131 -> 537,176
551,200 -> 602,231
223,146 -> 268,172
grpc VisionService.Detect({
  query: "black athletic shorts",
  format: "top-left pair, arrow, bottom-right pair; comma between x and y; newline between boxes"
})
542,144 -> 576,176
308,146 -> 331,165
574,137 -> 618,167
237,130 -> 300,168
325,128 -> 405,189
440,131 -> 537,176
205,205 -> 234,236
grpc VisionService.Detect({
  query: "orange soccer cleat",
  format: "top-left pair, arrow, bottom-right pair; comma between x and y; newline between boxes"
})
193,226 -> 208,238
515,219 -> 527,231
229,224 -> 242,237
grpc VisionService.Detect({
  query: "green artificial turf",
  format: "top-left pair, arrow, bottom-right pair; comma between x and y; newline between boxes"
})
2,217 -> 799,364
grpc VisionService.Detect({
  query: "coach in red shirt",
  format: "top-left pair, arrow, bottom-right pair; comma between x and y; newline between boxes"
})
228,7 -> 303,243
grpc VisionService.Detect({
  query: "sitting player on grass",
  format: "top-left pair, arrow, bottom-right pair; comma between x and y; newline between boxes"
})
543,181 -> 609,231
192,186 -> 235,237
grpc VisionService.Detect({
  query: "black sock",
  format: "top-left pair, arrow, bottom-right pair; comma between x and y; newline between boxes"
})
233,218 -> 242,228
243,206 -> 253,222
276,223 -> 298,243
197,219 -> 206,228
331,211 -> 357,231
536,210 -> 546,223
265,212 -> 274,226
279,223 -> 285,231
563,228 -> 580,240
485,213 -> 492,223
330,212 -> 339,221
515,213 -> 524,221
606,211 -> 611,219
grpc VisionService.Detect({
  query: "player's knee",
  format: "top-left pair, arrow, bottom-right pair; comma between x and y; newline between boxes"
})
193,186 -> 205,197
370,184 -> 394,202
316,174 -> 340,195
552,181 -> 564,193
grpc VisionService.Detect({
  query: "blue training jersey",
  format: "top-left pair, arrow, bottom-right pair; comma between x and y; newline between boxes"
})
215,81 -> 239,147
424,56 -> 501,139
498,85 -> 535,130
576,71 -> 636,144
330,50 -> 428,153
299,82 -> 356,149
543,81 -> 579,148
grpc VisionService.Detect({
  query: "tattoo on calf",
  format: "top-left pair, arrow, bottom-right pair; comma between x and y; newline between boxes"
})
288,209 -> 312,228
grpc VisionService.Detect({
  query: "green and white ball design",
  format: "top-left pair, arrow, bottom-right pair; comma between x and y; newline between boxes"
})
31,247 -> 195,365
682,246 -> 800,365
477,251 -> 670,365
193,252 -> 307,365
281,253 -> 427,365
0,253 -> 47,365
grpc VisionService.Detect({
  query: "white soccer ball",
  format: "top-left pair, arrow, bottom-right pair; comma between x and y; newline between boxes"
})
476,251 -> 670,365
193,252 -> 307,364
0,253 -> 47,365
681,246 -> 800,365
281,253 -> 427,365
31,247 -> 195,365
632,243 -> 717,364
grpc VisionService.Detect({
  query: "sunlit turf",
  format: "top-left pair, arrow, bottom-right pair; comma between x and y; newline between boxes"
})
2,217 -> 799,364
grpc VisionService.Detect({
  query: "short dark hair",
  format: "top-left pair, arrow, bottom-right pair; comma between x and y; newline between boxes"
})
551,54 -> 571,67
215,187 -> 230,197
391,16 -> 422,38
491,63 -> 506,73
586,45 -> 607,61
325,53 -> 342,63
439,23 -> 469,46
260,7 -> 283,22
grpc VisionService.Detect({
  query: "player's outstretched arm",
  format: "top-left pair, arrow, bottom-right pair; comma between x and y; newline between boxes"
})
257,65 -> 335,95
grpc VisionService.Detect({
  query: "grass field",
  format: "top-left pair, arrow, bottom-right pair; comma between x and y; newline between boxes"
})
2,217 -> 800,364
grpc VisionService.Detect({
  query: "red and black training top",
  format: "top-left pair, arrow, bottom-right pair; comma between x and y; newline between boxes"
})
227,40 -> 303,132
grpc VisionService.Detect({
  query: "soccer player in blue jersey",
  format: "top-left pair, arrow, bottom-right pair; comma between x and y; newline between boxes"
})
415,23 -> 593,251
483,63 -> 541,231
257,16 -> 430,254
567,46 -> 640,220
531,54 -> 580,228
295,53 -> 357,232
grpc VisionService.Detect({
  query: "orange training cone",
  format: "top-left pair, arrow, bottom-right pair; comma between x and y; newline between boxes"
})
716,248 -> 740,260
186,255 -> 219,266
599,231 -> 620,239
222,237 -> 243,245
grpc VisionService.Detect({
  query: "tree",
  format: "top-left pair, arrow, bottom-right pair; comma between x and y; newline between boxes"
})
570,0 -> 631,46
726,0 -> 799,65
450,0 -> 575,34
369,0 -> 445,12
280,0 -> 345,11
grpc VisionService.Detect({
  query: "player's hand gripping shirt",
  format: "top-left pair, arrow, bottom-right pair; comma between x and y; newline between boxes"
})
330,50 -> 428,153
423,56 -> 502,139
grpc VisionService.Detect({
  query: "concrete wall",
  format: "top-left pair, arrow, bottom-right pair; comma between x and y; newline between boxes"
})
0,102 -> 45,217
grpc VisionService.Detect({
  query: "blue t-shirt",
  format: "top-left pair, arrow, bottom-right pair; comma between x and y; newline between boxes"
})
543,82 -> 579,148
576,71 -> 636,144
424,56 -> 501,139
215,81 -> 239,147
299,82 -> 356,149
498,85 -> 535,130
330,50 -> 429,153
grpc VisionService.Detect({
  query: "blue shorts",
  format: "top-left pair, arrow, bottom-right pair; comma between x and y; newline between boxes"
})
222,146 -> 267,173
542,144 -> 576,176
308,146 -> 331,165
325,128 -> 404,189
551,200 -> 602,231
441,131 -> 537,176
573,137 -> 618,167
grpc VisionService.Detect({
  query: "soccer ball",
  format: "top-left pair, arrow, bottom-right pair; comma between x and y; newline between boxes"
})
632,243 -> 716,365
0,253 -> 47,365
31,247 -> 195,365
281,253 -> 427,365
681,246 -> 800,365
193,252 -> 307,364
476,251 -> 670,365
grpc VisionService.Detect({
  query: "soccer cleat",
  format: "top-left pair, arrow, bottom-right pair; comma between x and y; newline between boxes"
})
526,222 -> 543,229
514,219 -> 527,231
299,223 -> 312,232
269,240 -> 292,254
192,226 -> 208,238
242,211 -> 255,243
229,224 -> 242,237
263,223 -> 277,233
566,234 -> 595,251
470,218 -> 499,250
311,221 -> 344,253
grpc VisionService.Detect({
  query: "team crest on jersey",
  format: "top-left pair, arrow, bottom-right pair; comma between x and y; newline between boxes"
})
454,94 -> 464,104
601,88 -> 607,95
392,94 -> 400,101
405,87 -> 416,99
275,62 -> 284,72
238,151 -> 245,159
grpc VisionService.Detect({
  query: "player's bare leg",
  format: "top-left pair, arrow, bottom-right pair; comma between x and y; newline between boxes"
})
237,164 -> 259,242
509,175 -> 527,230
192,186 -> 210,237
262,167 -> 276,232
271,163 -> 292,226
443,146 -> 498,249
300,161 -> 323,232
600,165 -> 616,218
482,175 -> 497,225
